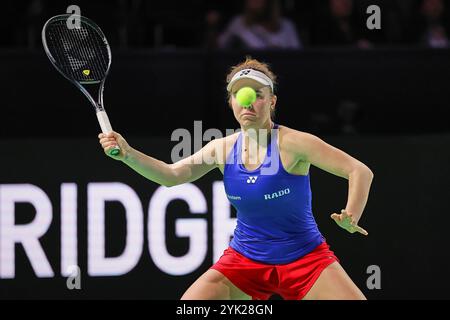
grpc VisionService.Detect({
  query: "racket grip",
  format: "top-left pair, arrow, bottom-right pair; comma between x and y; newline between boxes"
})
96,110 -> 121,156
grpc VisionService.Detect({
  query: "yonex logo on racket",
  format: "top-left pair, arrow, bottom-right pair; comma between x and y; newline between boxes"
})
247,176 -> 258,184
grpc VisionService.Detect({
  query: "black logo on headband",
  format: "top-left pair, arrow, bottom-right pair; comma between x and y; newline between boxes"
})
239,70 -> 251,76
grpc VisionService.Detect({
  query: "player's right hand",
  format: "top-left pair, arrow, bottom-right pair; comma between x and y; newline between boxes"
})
98,131 -> 130,160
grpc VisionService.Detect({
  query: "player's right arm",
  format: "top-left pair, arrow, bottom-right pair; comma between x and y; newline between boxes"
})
98,131 -> 222,187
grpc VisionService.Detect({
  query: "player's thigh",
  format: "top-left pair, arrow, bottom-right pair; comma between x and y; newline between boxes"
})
181,269 -> 251,300
303,261 -> 366,300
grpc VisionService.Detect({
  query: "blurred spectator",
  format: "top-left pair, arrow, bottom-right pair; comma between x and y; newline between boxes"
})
313,0 -> 371,48
279,1 -> 315,47
418,0 -> 449,48
216,0 -> 302,50
355,0 -> 405,45
4,0 -> 450,49
204,9 -> 223,48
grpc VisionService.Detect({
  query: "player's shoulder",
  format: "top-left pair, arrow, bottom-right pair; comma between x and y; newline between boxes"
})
207,131 -> 239,147
217,131 -> 240,155
205,131 -> 239,163
224,130 -> 241,143
278,125 -> 316,142
278,125 -> 320,153
203,131 -> 240,161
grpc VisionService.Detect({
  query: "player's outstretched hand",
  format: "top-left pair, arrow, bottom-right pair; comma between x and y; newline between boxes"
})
98,131 -> 130,161
331,209 -> 368,236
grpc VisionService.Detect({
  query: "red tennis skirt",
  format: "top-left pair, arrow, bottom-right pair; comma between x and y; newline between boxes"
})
210,241 -> 339,300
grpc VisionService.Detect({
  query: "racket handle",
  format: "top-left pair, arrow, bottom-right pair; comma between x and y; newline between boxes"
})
96,110 -> 121,156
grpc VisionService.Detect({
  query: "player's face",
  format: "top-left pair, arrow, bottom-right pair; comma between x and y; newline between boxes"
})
230,84 -> 276,128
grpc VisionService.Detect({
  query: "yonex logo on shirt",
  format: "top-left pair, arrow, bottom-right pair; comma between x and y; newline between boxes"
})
247,176 -> 258,184
264,188 -> 291,200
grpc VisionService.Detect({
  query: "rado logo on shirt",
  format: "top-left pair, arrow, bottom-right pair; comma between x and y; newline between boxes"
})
264,188 -> 290,200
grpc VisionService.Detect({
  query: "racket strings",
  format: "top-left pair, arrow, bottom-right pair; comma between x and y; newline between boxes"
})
66,24 -> 97,76
88,27 -> 109,76
45,20 -> 110,82
59,23 -> 87,73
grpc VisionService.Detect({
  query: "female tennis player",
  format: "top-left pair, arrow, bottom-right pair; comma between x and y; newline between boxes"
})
98,57 -> 373,300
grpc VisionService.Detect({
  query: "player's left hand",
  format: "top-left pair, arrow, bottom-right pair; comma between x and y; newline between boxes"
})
331,209 -> 368,236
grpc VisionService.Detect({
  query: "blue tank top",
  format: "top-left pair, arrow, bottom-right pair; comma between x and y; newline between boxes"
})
223,124 -> 324,264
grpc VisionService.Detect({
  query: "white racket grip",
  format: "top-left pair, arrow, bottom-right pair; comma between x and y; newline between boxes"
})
96,110 -> 113,133
97,110 -> 121,156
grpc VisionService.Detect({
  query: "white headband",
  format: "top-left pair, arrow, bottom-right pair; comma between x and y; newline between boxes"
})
227,68 -> 274,92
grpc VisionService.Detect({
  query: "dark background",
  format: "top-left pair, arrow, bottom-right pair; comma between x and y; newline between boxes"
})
1,135 -> 449,299
1,0 -> 450,300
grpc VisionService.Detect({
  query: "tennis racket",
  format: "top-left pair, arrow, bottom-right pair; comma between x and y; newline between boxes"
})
42,14 -> 120,156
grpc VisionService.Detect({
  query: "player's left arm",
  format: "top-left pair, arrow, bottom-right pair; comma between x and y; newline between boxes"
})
284,129 -> 373,234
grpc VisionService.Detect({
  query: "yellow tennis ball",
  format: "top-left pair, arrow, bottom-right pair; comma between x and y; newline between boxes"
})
236,87 -> 256,108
